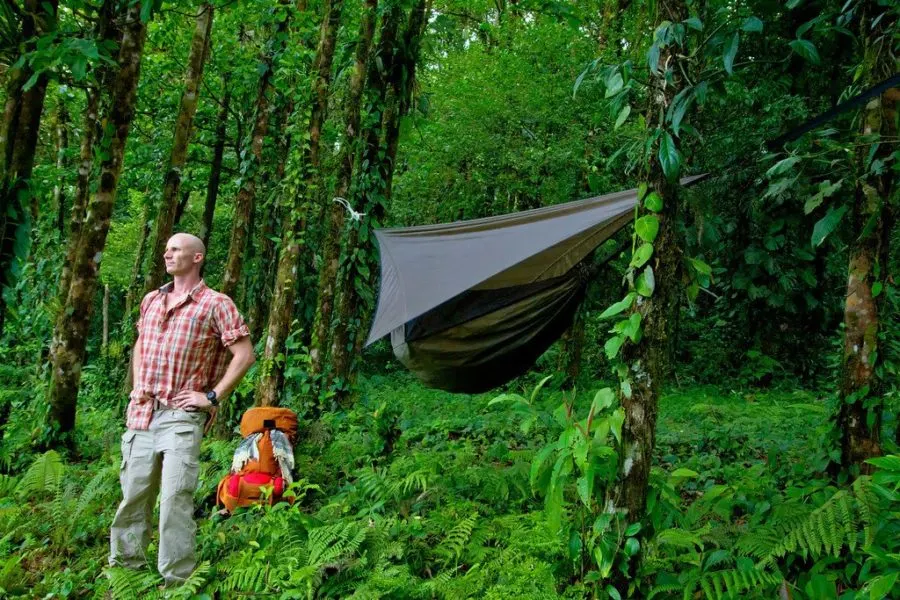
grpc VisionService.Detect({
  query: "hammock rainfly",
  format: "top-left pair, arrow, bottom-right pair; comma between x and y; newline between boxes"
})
363,175 -> 703,393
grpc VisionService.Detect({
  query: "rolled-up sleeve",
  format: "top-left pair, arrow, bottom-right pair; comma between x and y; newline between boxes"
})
211,296 -> 251,347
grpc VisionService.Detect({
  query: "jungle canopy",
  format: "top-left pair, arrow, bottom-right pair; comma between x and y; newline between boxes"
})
364,176 -> 706,393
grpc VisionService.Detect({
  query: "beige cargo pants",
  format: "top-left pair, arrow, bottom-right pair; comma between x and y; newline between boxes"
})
109,408 -> 205,585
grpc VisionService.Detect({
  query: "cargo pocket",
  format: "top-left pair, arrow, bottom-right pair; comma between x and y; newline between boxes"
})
119,431 -> 136,479
172,424 -> 201,495
176,455 -> 200,496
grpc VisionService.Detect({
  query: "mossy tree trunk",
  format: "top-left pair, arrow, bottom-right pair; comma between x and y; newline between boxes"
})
221,0 -> 292,300
308,0 -> 377,396
0,0 -> 58,337
144,4 -> 215,292
58,0 -> 122,311
255,0 -> 343,408
47,4 -> 148,449
613,0 -> 687,521
328,0 -> 430,401
200,74 -> 231,252
836,2 -> 895,471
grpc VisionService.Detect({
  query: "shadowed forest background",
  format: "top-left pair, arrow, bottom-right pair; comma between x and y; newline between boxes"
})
0,0 -> 898,598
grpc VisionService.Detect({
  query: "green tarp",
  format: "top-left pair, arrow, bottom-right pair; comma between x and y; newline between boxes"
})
365,176 -> 704,393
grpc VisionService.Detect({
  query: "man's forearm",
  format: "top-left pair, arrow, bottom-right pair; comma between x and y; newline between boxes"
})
212,347 -> 255,400
132,336 -> 143,389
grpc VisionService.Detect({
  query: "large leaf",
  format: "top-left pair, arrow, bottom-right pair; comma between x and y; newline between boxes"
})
723,32 -> 739,74
811,205 -> 848,247
658,131 -> 680,182
635,266 -> 656,297
630,243 -> 654,268
614,104 -> 631,129
605,72 -> 624,98
789,39 -> 820,64
599,292 -> 635,319
635,215 -> 660,242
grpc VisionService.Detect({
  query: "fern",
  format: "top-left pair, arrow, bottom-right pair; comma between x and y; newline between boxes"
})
164,561 -> 211,599
437,513 -> 478,564
102,566 -> 159,600
18,450 -> 63,498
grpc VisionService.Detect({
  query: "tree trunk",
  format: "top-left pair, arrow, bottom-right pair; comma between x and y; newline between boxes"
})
54,103 -> 69,238
57,0 -> 123,312
144,3 -> 214,292
328,0 -> 429,399
221,1 -> 292,300
102,284 -> 110,355
47,4 -> 148,448
0,0 -> 58,337
557,309 -> 585,389
309,0 -> 376,393
124,198 -> 152,316
200,75 -> 231,252
255,0 -> 343,408
836,4 -> 895,472
613,0 -> 687,521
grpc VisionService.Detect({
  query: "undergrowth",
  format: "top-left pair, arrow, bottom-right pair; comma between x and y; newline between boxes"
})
0,374 -> 897,598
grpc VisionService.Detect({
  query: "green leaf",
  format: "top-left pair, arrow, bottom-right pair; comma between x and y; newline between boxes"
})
616,312 -> 642,342
630,243 -> 654,268
688,257 -> 712,276
872,282 -> 883,298
625,523 -> 642,536
670,468 -> 699,478
614,105 -> 631,129
648,43 -> 660,74
811,205 -> 848,247
766,156 -> 800,178
868,572 -> 898,600
683,17 -> 703,30
670,89 -> 694,136
605,72 -> 624,98
723,32 -> 739,74
605,335 -> 625,360
742,16 -> 763,32
635,215 -> 660,243
786,0 -> 803,7
609,409 -> 625,444
592,388 -> 616,412
789,39 -> 821,64
658,131 -> 680,182
635,266 -> 656,297
624,537 -> 641,556
637,183 -> 649,202
488,393 -> 527,407
606,585 -> 623,600
804,179 -> 843,214
530,444 -> 557,491
644,191 -> 663,212
599,292 -> 635,320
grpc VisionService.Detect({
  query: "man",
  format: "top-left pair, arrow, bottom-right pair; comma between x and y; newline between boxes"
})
110,233 -> 255,585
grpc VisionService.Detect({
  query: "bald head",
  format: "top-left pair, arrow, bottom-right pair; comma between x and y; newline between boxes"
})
164,233 -> 206,276
169,233 -> 205,258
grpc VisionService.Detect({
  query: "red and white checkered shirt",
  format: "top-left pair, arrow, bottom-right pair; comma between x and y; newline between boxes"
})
126,280 -> 250,430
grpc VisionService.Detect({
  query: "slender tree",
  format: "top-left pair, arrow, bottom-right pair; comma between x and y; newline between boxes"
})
53,103 -> 69,237
200,74 -> 231,251
308,0 -> 378,393
143,3 -> 215,292
327,0 -> 430,398
57,0 -> 122,310
221,0 -> 292,299
47,4 -> 149,447
836,2 -> 896,470
255,0 -> 343,407
0,0 -> 58,336
612,0 -> 688,520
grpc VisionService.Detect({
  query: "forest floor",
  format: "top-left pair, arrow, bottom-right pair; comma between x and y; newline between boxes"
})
2,375 -> 889,599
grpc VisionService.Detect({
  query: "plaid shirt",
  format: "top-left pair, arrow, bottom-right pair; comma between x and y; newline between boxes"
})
126,280 -> 250,430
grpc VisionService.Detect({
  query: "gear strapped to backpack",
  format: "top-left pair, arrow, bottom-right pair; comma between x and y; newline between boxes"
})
216,407 -> 298,512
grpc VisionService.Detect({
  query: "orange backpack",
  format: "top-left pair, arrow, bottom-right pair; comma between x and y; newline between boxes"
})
216,407 -> 298,512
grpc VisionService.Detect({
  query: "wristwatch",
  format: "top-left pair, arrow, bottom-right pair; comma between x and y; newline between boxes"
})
205,390 -> 219,407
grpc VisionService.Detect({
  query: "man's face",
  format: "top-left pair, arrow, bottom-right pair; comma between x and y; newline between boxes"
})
164,236 -> 202,276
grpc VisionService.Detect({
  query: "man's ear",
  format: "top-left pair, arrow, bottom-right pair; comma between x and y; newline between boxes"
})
194,253 -> 204,264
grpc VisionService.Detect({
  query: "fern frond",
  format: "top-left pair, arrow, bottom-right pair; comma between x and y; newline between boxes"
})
437,513 -> 478,564
18,450 -> 64,498
103,566 -> 158,600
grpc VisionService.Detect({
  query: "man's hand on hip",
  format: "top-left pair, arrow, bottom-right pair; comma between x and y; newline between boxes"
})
172,390 -> 214,412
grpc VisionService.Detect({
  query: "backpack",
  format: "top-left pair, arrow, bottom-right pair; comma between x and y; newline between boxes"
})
216,407 -> 298,512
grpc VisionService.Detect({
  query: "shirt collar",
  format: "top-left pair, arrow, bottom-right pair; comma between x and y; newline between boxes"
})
159,279 -> 208,301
